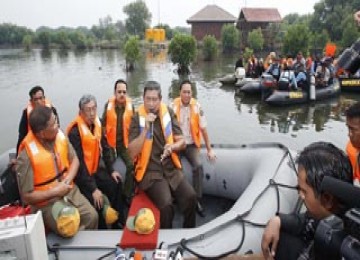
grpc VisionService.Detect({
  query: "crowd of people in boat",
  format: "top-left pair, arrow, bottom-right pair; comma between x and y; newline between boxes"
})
235,50 -> 338,91
11,80 -> 216,238
6,78 -> 360,259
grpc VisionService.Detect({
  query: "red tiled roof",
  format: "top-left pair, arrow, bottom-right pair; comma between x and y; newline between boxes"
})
240,8 -> 281,22
187,5 -> 237,23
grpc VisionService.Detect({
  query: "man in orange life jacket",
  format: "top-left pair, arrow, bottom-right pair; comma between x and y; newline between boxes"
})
345,102 -> 360,186
101,79 -> 135,202
16,86 -> 59,154
67,94 -> 123,229
171,80 -> 216,217
128,81 -> 197,228
16,106 -> 98,237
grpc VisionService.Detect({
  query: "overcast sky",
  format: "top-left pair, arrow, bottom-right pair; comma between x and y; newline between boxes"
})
0,0 -> 320,30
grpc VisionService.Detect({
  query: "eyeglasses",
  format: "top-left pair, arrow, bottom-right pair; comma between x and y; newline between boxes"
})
117,90 -> 127,94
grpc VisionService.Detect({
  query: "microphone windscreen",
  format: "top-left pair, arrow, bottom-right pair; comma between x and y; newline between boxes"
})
321,176 -> 360,208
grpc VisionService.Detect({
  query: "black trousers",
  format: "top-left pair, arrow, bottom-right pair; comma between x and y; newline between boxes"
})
79,167 -> 125,229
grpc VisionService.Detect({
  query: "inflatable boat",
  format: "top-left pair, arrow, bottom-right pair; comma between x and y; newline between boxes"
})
339,77 -> 360,93
239,74 -> 276,96
219,73 -> 237,85
265,78 -> 341,106
0,143 -> 300,259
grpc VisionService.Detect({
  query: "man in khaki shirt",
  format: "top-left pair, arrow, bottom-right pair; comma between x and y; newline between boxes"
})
128,81 -> 197,228
16,106 -> 98,237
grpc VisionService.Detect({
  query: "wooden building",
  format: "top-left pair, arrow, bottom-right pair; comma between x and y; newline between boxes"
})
236,8 -> 282,50
187,5 -> 236,41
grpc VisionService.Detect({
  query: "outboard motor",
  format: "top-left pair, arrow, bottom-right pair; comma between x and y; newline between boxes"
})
235,67 -> 246,80
310,75 -> 316,101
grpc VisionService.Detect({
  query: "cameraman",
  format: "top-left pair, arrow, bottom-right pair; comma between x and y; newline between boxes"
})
261,142 -> 353,260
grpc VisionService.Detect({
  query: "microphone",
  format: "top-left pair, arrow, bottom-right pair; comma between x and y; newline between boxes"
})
149,108 -> 155,138
320,176 -> 360,208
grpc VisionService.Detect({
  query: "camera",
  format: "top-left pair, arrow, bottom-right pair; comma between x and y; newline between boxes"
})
314,176 -> 360,260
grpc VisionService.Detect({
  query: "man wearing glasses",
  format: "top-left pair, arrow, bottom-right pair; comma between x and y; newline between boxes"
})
102,79 -> 135,203
67,94 -> 123,229
16,86 -> 59,154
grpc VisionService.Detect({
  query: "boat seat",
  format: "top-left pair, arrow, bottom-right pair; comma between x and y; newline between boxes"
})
119,189 -> 160,250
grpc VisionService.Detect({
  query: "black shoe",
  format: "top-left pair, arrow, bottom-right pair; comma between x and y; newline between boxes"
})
196,201 -> 205,217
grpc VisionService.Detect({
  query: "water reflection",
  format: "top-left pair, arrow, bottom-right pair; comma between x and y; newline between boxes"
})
57,49 -> 69,64
233,92 -> 360,135
40,49 -> 52,61
0,48 -> 358,153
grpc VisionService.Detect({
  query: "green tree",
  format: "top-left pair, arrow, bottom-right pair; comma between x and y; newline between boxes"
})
37,31 -> 51,49
70,31 -> 88,49
221,24 -> 239,53
124,36 -> 140,71
123,0 -> 151,38
309,1 -> 355,42
22,34 -> 32,51
282,23 -> 310,57
247,28 -> 264,52
55,31 -> 72,49
168,34 -> 197,74
202,35 -> 218,61
341,16 -> 360,48
309,30 -> 330,54
0,23 -> 33,45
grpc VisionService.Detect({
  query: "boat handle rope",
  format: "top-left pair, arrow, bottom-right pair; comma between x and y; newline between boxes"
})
178,148 -> 300,259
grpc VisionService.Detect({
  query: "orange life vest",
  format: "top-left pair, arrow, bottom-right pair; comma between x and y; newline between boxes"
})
346,141 -> 360,184
105,97 -> 133,148
134,104 -> 182,182
26,99 -> 53,131
18,130 -> 70,207
67,115 -> 102,175
173,97 -> 201,148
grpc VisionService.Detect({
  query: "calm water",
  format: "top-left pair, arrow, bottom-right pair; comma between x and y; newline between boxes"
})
0,48 -> 358,154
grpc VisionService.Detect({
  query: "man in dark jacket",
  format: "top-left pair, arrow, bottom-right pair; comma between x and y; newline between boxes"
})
67,94 -> 124,229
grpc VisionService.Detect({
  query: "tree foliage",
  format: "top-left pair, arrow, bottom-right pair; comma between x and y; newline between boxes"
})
309,30 -> 330,54
282,23 -> 310,57
202,35 -> 218,61
37,31 -> 51,49
124,36 -> 140,71
247,28 -> 264,51
309,0 -> 357,42
22,35 -> 32,51
123,0 -> 151,38
168,34 -> 197,74
221,24 -> 239,53
0,23 -> 33,45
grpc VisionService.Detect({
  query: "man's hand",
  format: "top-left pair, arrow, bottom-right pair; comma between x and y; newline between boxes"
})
261,216 -> 281,260
145,112 -> 157,129
207,149 -> 217,162
161,144 -> 173,162
111,171 -> 122,183
8,158 -> 17,172
53,181 -> 72,197
92,189 -> 103,209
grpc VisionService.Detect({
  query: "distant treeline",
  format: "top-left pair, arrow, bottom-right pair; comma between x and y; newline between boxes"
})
0,17 -> 190,50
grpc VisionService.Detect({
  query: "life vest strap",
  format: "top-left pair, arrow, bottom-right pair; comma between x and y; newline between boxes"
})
34,168 -> 67,187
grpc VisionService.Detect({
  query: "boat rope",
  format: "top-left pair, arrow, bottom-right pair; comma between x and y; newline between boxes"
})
178,146 -> 300,259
